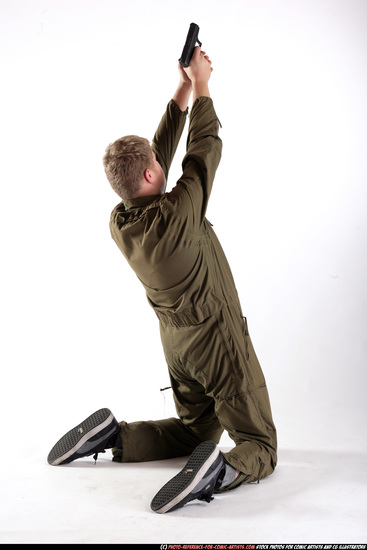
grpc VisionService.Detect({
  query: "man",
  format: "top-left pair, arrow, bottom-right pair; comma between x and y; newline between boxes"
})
47,47 -> 277,514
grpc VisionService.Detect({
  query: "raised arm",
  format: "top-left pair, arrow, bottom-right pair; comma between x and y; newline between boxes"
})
166,47 -> 221,228
173,65 -> 193,111
183,46 -> 212,102
150,67 -> 191,179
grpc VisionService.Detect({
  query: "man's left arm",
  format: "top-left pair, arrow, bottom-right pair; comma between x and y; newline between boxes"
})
151,69 -> 192,180
172,65 -> 192,111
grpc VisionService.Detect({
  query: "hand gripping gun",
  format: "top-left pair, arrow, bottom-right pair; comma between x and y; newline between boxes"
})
178,23 -> 202,67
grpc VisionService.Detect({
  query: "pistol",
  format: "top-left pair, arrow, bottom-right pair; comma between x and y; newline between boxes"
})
178,23 -> 202,68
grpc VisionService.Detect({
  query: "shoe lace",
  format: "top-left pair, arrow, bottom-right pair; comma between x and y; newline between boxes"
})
196,465 -> 226,504
197,493 -> 214,504
92,449 -> 106,462
91,429 -> 119,462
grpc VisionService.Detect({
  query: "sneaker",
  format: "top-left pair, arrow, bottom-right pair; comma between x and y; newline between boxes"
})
47,408 -> 120,466
150,440 -> 225,514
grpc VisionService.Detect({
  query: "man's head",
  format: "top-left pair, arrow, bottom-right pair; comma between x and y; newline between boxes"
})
103,135 -> 166,200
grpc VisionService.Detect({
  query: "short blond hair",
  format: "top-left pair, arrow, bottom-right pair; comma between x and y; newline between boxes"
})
103,135 -> 154,199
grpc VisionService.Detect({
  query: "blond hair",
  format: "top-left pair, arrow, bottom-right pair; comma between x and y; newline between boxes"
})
103,135 -> 154,199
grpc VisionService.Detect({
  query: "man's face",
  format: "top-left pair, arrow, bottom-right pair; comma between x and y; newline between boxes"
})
152,152 -> 167,194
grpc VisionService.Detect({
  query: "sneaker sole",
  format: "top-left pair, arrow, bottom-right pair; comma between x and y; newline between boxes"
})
47,408 -> 114,466
150,441 -> 220,514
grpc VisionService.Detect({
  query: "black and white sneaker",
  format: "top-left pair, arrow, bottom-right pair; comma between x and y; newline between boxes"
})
150,441 -> 225,514
47,408 -> 120,466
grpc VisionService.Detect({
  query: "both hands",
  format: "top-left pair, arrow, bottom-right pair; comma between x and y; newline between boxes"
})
178,46 -> 213,88
174,46 -> 212,110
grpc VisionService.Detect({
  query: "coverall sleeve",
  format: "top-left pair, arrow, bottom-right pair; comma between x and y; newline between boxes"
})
151,100 -> 188,181
167,96 -> 222,229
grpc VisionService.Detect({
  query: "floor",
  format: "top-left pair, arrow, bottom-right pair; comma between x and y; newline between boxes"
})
1,409 -> 366,545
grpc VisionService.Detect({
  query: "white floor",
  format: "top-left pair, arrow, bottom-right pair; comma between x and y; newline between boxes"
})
1,408 -> 366,545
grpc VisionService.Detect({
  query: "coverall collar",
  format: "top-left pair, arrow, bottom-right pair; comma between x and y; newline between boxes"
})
123,194 -> 161,210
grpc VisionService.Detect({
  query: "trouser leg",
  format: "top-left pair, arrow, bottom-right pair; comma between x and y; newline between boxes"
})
112,413 -> 223,462
215,323 -> 277,482
159,306 -> 277,486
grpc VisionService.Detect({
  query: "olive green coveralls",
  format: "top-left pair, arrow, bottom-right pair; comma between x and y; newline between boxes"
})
109,97 -> 277,488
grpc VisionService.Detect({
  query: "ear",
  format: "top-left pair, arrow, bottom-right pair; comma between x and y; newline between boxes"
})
144,168 -> 154,184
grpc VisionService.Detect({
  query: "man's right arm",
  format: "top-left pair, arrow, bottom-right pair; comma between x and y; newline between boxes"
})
161,47 -> 221,230
183,46 -> 212,102
174,47 -> 221,226
180,96 -> 222,217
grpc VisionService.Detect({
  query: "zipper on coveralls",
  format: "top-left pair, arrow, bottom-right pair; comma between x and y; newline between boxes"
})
256,458 -> 265,483
242,316 -> 250,360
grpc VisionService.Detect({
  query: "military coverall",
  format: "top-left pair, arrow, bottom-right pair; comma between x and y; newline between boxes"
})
109,97 -> 277,488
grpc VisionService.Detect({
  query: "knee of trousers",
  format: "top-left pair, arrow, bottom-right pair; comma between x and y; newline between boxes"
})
186,421 -> 224,446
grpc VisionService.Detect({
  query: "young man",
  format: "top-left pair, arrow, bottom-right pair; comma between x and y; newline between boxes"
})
47,47 -> 277,514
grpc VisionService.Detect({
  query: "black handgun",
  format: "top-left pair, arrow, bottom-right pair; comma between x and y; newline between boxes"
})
178,23 -> 202,68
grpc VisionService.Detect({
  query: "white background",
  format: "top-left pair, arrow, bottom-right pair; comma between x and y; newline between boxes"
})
0,0 -> 366,544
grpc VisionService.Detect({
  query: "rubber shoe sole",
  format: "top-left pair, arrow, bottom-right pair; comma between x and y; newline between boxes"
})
47,408 -> 120,466
150,441 -> 224,514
